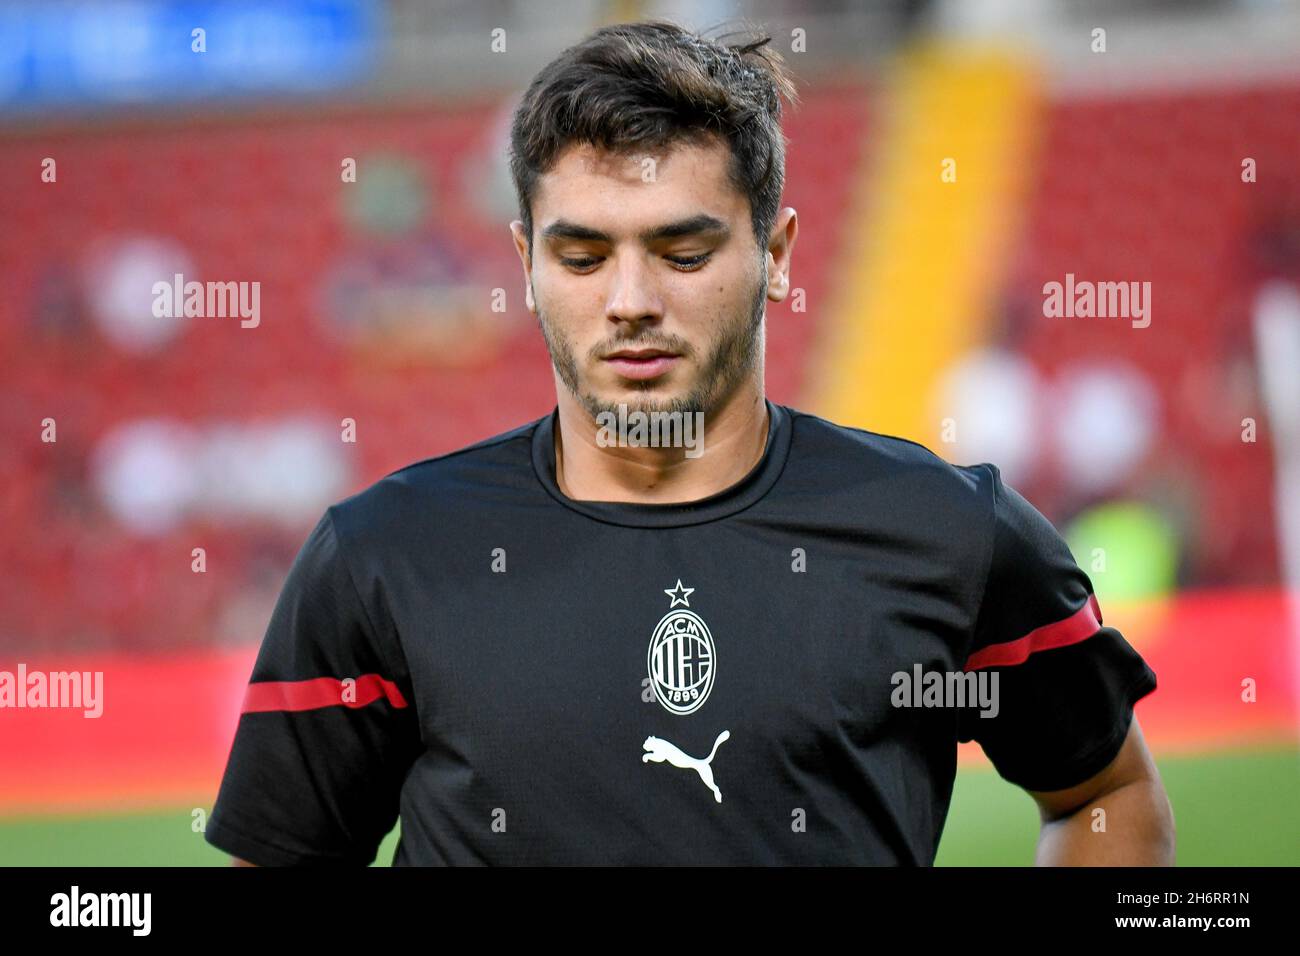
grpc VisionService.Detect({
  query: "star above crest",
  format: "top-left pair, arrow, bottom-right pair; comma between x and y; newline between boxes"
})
664,579 -> 695,608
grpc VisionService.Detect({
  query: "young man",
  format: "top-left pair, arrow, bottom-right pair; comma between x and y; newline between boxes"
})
208,21 -> 1174,866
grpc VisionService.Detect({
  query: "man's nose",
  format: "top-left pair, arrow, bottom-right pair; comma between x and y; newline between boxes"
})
605,253 -> 663,326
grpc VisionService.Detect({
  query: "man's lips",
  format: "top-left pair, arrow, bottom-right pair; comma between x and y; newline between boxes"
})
602,350 -> 681,381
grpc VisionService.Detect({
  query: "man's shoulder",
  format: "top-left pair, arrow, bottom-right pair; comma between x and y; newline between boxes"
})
326,414 -> 547,537
783,404 -> 995,501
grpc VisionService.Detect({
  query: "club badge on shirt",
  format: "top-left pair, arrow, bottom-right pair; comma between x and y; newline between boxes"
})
646,580 -> 715,715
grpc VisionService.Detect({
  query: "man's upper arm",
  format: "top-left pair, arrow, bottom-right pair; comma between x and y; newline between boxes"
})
957,463 -> 1159,792
1026,717 -> 1158,822
205,508 -> 421,866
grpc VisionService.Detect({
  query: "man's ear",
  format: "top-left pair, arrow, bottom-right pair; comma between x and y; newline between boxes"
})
509,219 -> 537,313
764,207 -> 798,303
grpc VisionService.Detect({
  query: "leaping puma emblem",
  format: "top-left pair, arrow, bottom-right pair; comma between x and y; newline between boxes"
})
641,730 -> 731,803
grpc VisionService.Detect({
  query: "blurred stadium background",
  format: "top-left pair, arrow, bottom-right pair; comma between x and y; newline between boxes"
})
1,0 -> 1298,865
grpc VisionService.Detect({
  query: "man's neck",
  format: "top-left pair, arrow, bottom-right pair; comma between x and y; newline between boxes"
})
553,384 -> 770,505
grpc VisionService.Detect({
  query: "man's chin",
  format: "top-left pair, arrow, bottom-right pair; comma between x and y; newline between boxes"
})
578,384 -> 699,418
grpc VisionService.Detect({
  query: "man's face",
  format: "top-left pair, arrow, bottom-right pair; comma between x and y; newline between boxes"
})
511,137 -> 788,420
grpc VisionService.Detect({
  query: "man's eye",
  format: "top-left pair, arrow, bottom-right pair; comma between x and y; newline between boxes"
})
558,253 -> 711,272
666,253 -> 711,271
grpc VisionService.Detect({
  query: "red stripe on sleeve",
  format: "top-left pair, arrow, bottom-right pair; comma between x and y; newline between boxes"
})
964,593 -> 1104,671
241,674 -> 409,714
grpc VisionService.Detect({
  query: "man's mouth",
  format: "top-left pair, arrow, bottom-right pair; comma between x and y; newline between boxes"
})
602,349 -> 681,381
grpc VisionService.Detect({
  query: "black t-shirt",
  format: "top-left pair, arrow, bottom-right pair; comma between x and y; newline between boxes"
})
205,401 -> 1157,865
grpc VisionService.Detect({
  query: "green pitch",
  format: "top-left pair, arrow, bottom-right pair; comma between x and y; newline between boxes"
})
1,747 -> 1295,866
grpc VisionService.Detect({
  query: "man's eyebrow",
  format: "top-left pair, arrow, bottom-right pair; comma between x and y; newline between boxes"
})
638,214 -> 730,242
541,220 -> 611,243
540,215 -> 730,244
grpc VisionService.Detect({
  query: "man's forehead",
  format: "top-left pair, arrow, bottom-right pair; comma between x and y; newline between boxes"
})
533,138 -> 743,235
551,137 -> 727,179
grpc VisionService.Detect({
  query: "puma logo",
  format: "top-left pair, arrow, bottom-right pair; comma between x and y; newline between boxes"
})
641,730 -> 731,803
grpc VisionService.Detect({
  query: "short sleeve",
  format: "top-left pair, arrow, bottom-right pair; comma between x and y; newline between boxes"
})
205,508 -> 421,865
956,464 -> 1158,792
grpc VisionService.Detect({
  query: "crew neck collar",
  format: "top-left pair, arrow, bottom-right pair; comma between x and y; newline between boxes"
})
531,400 -> 792,528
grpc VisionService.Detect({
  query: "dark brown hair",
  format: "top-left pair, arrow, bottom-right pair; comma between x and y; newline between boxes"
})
509,20 -> 798,257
